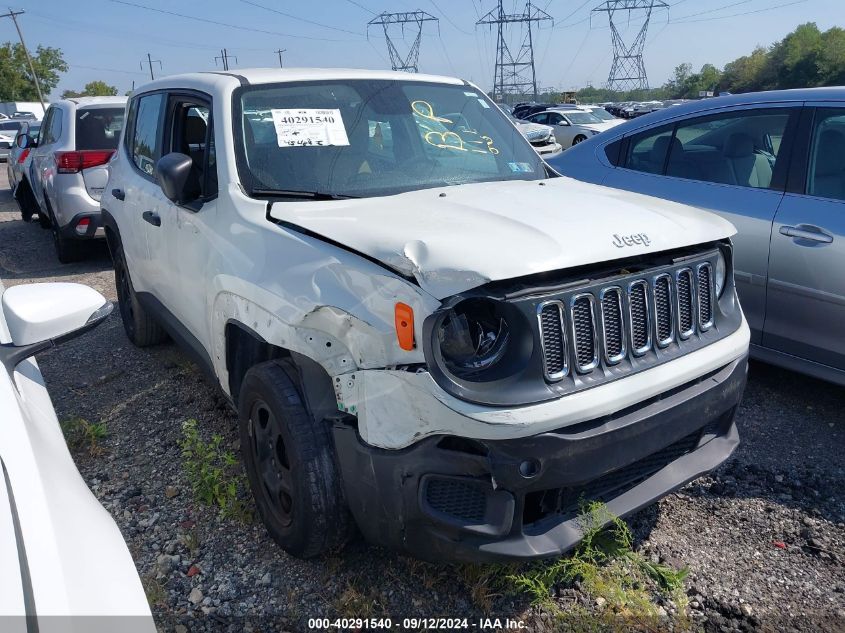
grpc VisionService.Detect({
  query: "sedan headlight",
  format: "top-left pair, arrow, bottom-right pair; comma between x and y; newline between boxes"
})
589,130 -> 600,136
431,298 -> 532,383
715,250 -> 727,297
548,134 -> 556,144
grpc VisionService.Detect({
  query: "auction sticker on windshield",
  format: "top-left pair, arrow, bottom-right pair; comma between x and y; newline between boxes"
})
270,108 -> 350,147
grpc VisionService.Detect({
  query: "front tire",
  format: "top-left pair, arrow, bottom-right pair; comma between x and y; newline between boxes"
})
573,134 -> 587,146
113,245 -> 167,346
238,360 -> 352,558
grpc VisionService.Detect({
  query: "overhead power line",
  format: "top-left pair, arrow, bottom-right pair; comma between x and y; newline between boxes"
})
671,0 -> 807,23
109,0 -> 350,42
239,0 -> 364,36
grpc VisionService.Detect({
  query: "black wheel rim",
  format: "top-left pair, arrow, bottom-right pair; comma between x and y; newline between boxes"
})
249,399 -> 294,527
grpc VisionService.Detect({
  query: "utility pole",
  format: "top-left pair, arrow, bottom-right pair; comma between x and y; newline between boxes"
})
592,0 -> 669,92
215,48 -> 237,71
476,2 -> 552,104
140,53 -> 161,81
367,11 -> 439,73
0,9 -> 46,114
275,48 -> 286,68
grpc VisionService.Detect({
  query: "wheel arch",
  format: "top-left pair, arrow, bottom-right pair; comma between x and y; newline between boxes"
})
224,320 -> 338,426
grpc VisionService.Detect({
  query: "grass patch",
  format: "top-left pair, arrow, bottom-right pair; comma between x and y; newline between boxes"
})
179,419 -> 252,522
506,502 -> 690,631
61,417 -> 107,456
333,580 -> 386,619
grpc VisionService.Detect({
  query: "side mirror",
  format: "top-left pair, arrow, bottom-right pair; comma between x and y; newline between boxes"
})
0,282 -> 112,372
16,133 -> 35,149
559,121 -> 570,127
155,152 -> 199,206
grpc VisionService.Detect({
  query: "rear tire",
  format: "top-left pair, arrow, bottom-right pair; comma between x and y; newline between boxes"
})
47,202 -> 84,264
113,244 -> 167,347
238,359 -> 353,558
13,179 -> 36,223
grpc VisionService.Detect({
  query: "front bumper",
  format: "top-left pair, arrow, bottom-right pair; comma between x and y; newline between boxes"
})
333,355 -> 747,562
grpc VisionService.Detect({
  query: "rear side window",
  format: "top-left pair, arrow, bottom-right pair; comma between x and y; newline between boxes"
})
806,108 -> 845,201
75,107 -> 124,150
130,94 -> 165,176
624,124 -> 674,174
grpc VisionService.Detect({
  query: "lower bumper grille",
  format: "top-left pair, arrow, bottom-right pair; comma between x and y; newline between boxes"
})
424,478 -> 487,523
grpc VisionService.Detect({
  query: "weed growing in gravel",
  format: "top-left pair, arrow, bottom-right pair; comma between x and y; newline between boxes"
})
141,572 -> 168,609
506,502 -> 691,631
179,419 -> 252,523
333,580 -> 387,619
179,524 -> 201,558
60,417 -> 108,456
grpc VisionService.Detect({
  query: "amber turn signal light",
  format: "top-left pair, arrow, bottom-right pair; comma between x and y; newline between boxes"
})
395,302 -> 415,351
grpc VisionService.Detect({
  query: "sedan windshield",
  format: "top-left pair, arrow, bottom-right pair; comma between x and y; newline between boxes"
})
563,112 -> 603,125
588,108 -> 615,121
236,79 -> 545,199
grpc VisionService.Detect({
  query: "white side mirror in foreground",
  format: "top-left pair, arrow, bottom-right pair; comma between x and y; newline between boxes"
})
1,282 -> 113,371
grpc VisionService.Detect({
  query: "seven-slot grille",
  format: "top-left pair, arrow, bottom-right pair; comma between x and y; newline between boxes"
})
538,256 -> 718,383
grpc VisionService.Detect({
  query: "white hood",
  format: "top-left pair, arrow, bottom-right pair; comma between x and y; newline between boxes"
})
269,177 -> 736,299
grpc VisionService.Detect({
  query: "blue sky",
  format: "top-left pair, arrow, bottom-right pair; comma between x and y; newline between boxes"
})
5,0 -> 842,97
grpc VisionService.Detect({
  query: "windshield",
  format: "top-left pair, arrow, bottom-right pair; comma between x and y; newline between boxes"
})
588,108 -> 614,121
75,107 -> 125,150
563,112 -> 602,125
236,79 -> 545,199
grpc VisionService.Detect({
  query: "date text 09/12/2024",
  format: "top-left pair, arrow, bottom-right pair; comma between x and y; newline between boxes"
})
307,618 -> 527,630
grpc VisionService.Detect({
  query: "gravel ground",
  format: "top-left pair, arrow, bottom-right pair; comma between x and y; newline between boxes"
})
1,181 -> 843,633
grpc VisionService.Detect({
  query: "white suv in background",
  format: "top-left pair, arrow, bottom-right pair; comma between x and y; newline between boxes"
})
0,279 -> 153,630
15,97 -> 127,263
102,69 -> 749,563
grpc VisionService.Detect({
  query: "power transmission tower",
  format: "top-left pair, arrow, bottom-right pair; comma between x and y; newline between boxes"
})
275,48 -> 286,68
140,53 -> 161,80
592,0 -> 669,92
215,48 -> 237,71
0,9 -> 46,114
367,11 -> 439,73
476,2 -> 552,104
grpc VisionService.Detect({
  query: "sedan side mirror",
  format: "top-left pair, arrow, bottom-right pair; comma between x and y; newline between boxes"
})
16,133 -> 35,149
0,283 -> 112,372
155,152 -> 200,207
559,121 -> 570,127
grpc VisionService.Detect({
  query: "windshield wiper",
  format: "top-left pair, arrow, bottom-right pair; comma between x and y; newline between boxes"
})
251,188 -> 359,200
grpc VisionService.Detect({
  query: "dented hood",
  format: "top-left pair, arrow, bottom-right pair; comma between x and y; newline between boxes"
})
269,177 -> 736,299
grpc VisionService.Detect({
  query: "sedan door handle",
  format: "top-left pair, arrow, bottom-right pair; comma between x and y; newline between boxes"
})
112,188 -> 125,201
779,225 -> 833,244
142,211 -> 161,227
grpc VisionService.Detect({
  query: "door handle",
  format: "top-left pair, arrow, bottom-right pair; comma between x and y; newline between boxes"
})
142,211 -> 161,227
779,225 -> 833,244
112,188 -> 125,201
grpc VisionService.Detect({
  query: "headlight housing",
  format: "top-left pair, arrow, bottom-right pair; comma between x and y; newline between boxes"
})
548,134 -> 556,144
428,298 -> 532,384
715,249 -> 727,297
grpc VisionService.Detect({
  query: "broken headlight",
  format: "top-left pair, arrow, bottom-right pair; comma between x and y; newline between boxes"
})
433,298 -> 530,382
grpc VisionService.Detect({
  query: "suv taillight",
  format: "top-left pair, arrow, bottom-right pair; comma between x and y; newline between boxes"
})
55,150 -> 115,174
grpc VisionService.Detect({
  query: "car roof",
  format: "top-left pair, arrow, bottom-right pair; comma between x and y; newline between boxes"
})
631,86 -> 845,127
58,96 -> 128,108
133,67 -> 465,95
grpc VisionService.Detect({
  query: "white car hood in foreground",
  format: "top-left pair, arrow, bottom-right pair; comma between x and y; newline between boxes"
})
269,177 -> 736,299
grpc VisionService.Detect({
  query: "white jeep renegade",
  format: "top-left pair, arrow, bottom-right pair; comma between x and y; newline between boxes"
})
102,69 -> 750,562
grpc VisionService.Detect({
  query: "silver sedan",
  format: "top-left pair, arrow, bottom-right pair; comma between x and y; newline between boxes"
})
547,87 -> 845,387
